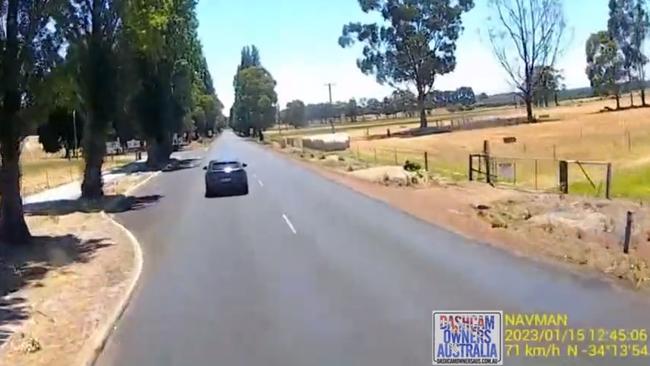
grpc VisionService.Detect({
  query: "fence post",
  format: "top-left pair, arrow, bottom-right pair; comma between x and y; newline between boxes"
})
469,155 -> 474,181
534,159 -> 538,190
623,211 -> 633,254
485,155 -> 492,185
626,130 -> 632,152
424,151 -> 429,171
606,163 -> 612,199
483,140 -> 490,155
483,140 -> 492,185
559,160 -> 568,194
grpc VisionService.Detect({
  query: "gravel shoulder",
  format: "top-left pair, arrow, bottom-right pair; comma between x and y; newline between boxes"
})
0,172 -> 155,366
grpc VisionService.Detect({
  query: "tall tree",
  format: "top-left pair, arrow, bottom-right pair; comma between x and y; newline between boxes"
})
0,0 -> 66,242
586,31 -> 625,109
632,0 -> 650,105
124,0 -> 204,168
608,0 -> 642,106
346,98 -> 359,122
533,66 -> 563,107
37,108 -> 84,159
285,100 -> 307,127
339,0 -> 475,128
488,0 -> 566,122
59,0 -> 125,198
234,66 -> 278,136
231,46 -> 277,136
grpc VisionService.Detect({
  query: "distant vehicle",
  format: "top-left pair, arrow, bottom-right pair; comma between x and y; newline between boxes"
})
203,160 -> 248,197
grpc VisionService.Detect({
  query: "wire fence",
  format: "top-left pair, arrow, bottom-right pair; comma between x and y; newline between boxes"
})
345,144 -> 613,198
20,153 -> 139,196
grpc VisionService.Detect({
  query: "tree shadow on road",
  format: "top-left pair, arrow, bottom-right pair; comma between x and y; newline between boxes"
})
0,234 -> 111,346
23,194 -> 163,217
162,158 -> 202,172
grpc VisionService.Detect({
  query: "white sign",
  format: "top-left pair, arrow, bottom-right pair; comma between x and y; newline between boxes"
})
127,140 -> 141,149
106,141 -> 122,155
497,162 -> 515,182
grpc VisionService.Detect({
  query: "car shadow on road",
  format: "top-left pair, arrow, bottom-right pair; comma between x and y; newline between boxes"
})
0,234 -> 111,347
23,194 -> 163,217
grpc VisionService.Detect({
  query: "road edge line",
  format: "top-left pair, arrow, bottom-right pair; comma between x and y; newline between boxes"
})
82,171 -> 160,366
82,212 -> 144,366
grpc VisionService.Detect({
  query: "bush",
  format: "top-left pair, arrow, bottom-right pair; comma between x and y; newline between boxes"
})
403,160 -> 422,172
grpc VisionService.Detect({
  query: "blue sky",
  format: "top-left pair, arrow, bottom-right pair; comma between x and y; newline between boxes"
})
197,0 -> 612,111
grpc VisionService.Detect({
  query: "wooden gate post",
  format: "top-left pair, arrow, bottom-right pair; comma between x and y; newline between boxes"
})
424,151 -> 429,171
624,211 -> 633,254
606,163 -> 612,199
483,140 -> 492,185
469,155 -> 474,181
559,160 -> 568,194
485,154 -> 492,185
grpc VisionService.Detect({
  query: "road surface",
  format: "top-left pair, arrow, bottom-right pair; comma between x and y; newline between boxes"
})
96,131 -> 650,366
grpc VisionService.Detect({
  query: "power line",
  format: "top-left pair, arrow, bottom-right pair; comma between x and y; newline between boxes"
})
324,83 -> 335,104
324,83 -> 336,133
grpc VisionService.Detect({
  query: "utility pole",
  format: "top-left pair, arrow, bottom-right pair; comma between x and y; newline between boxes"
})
325,83 -> 336,133
72,109 -> 78,159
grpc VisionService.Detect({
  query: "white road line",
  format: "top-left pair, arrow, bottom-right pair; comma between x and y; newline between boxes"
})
257,179 -> 264,187
282,214 -> 297,234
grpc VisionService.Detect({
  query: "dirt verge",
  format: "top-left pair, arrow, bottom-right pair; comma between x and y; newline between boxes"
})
0,173 -> 156,366
270,145 -> 650,292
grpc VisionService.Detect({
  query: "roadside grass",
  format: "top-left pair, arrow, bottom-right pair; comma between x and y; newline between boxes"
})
570,165 -> 650,199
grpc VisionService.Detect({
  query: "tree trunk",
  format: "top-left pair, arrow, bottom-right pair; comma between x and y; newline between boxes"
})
0,139 -> 31,244
525,97 -> 534,122
81,151 -> 104,199
80,113 -> 106,199
146,138 -> 161,169
554,92 -> 559,106
544,95 -> 549,108
642,88 -> 646,106
616,94 -> 621,110
0,0 -> 31,243
630,91 -> 634,107
417,93 -> 427,128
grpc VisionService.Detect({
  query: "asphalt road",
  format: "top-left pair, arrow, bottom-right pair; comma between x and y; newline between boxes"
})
96,131 -> 650,366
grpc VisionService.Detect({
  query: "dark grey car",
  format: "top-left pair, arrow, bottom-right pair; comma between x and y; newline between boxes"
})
203,160 -> 248,197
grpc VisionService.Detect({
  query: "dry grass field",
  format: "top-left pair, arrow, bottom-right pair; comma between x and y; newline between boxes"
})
279,93 -> 650,199
19,138 -> 138,196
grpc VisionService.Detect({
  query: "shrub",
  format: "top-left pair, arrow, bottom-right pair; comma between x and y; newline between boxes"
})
403,160 -> 421,172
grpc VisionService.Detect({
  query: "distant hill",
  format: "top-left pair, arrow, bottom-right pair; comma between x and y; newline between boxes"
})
478,86 -> 595,107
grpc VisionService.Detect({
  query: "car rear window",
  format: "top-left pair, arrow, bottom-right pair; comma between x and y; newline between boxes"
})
210,162 -> 240,171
